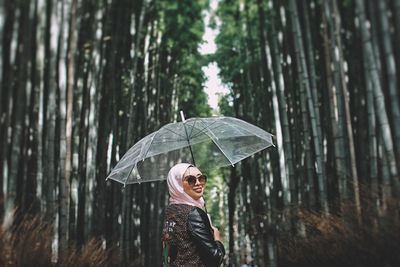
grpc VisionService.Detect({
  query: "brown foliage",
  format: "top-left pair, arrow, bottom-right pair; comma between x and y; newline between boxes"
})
277,199 -> 400,267
0,214 -> 111,267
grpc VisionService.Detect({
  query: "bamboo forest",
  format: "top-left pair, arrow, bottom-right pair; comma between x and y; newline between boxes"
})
1,0 -> 400,266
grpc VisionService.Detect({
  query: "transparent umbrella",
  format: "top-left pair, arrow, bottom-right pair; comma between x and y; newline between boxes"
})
106,115 -> 274,185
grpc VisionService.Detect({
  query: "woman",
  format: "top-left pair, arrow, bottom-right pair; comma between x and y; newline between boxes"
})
162,163 -> 225,267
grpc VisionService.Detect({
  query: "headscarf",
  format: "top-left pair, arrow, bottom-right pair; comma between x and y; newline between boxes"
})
167,163 -> 205,209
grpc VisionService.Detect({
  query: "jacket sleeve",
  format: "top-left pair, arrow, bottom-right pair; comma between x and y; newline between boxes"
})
187,207 -> 225,266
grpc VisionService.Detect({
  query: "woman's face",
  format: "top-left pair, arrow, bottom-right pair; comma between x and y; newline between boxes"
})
182,167 -> 206,200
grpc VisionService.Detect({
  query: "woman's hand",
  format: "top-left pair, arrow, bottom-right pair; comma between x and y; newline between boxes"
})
212,226 -> 221,241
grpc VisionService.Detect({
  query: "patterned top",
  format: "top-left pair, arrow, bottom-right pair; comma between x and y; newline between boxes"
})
162,204 -> 205,267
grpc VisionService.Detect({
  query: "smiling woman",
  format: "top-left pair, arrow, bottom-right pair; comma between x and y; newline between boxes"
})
162,163 -> 225,267
182,168 -> 207,200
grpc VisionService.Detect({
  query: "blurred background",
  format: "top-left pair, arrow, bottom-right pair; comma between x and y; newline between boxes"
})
0,0 -> 399,266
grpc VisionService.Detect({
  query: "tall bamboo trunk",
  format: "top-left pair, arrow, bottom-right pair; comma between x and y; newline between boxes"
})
331,0 -> 361,223
269,10 -> 297,207
377,0 -> 400,166
53,0 -> 69,259
300,0 -> 325,210
228,167 -> 239,265
7,0 -> 31,224
379,134 -> 392,214
321,2 -> 342,212
127,0 -> 148,141
85,41 -> 101,240
257,0 -> 291,209
365,58 -> 379,225
355,0 -> 399,181
42,0 -> 57,233
0,0 -> 16,221
322,0 -> 347,205
364,0 -> 380,206
394,0 -> 400,82
25,0 -> 40,213
92,94 -> 110,237
289,0 -> 328,213
301,0 -> 323,155
75,0 -> 96,246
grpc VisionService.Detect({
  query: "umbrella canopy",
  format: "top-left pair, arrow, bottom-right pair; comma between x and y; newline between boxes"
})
106,116 -> 274,185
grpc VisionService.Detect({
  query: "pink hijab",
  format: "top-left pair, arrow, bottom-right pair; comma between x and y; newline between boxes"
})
167,163 -> 205,209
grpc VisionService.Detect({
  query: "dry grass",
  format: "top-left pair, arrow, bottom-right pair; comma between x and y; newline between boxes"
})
0,214 -> 110,267
59,239 -> 110,267
2,195 -> 399,267
277,198 -> 400,267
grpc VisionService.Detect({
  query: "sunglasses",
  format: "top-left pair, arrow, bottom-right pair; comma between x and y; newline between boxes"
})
184,175 -> 207,186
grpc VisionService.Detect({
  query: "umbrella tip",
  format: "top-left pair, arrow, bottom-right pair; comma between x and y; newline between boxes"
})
180,110 -> 186,122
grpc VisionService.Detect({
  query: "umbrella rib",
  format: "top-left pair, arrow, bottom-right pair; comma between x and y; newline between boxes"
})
205,118 -> 272,143
190,119 -> 220,139
141,131 -> 159,160
226,118 -> 272,142
133,123 -> 190,165
152,137 -> 187,144
191,123 -> 225,140
202,125 -> 235,167
123,132 -> 158,185
163,126 -> 187,139
187,120 -> 197,138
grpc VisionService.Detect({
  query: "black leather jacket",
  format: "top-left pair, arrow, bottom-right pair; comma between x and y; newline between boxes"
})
187,207 -> 225,267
